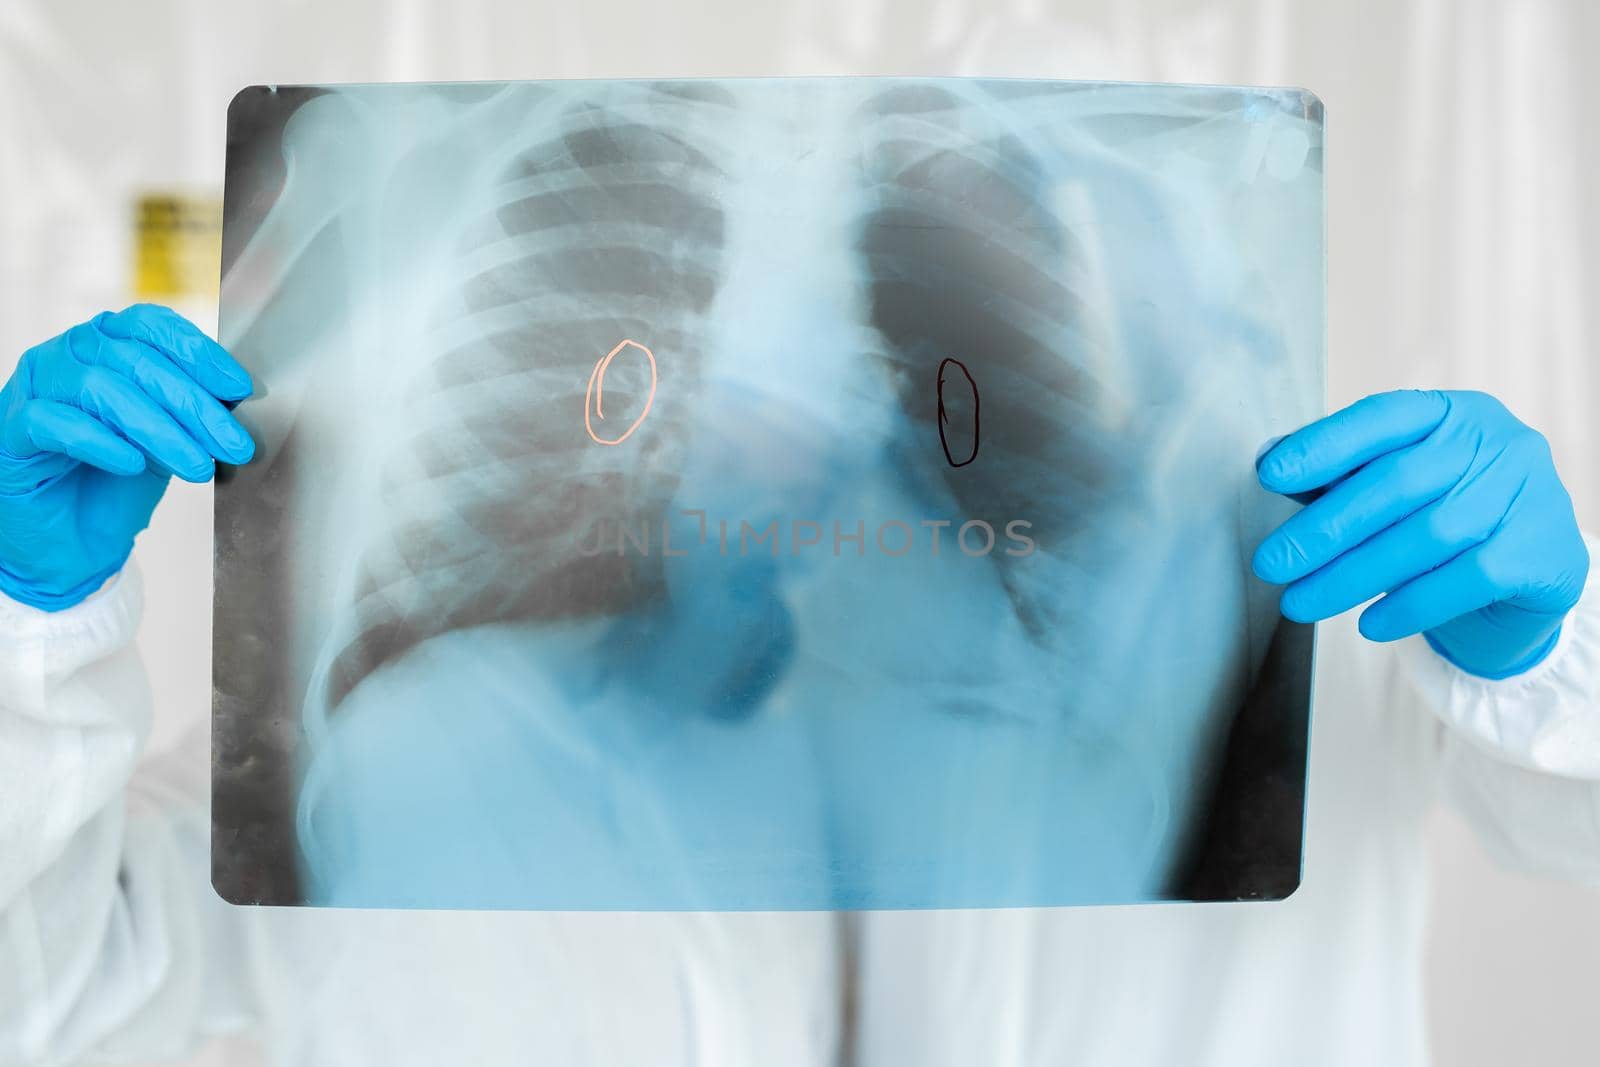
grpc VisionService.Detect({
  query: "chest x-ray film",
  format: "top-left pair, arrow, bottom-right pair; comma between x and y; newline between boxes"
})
213,78 -> 1324,910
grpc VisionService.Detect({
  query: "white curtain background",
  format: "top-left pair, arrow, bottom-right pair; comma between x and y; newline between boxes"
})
2,2 -> 1597,1064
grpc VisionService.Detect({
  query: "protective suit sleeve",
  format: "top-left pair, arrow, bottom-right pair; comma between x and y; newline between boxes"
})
0,560 -> 254,1064
1398,534 -> 1600,883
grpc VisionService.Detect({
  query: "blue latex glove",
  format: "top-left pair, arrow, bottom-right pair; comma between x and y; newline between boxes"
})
0,305 -> 255,611
1252,390 -> 1589,680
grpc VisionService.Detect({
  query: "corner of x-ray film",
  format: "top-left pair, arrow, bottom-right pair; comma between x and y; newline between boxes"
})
211,77 -> 1324,910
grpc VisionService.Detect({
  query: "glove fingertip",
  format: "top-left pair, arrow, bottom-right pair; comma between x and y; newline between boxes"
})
1278,588 -> 1318,624
1256,455 -> 1289,490
221,373 -> 263,407
1254,434 -> 1287,470
172,457 -> 216,483
1357,604 -> 1403,643
219,375 -> 254,402
1250,540 -> 1282,584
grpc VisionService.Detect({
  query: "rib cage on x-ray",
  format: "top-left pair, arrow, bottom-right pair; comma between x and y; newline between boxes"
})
298,81 -> 1277,728
314,85 -> 734,717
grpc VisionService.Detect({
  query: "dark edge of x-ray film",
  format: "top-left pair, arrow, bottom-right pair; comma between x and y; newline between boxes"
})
212,77 -> 1324,909
212,85 -> 328,906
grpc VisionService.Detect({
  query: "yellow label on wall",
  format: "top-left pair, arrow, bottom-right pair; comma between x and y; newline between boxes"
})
133,194 -> 223,300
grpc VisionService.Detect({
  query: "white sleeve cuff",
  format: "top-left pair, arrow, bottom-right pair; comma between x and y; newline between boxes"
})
0,560 -> 145,699
1399,534 -> 1600,781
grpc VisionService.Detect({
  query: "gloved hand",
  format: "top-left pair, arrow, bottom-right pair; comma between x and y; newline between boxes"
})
0,305 -> 254,611
1252,389 -> 1589,680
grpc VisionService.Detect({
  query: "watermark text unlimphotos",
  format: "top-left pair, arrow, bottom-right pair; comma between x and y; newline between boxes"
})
578,510 -> 1036,560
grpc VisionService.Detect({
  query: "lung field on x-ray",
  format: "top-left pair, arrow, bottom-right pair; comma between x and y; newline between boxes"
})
322,85 -> 734,712
855,85 -> 1128,642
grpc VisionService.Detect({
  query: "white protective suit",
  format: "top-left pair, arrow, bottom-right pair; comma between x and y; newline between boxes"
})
2,542 -> 1599,1067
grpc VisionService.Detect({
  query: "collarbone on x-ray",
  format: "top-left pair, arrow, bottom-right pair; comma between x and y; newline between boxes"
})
212,76 -> 1324,911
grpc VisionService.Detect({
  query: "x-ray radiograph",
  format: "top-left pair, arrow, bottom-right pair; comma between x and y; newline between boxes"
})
212,78 -> 1324,909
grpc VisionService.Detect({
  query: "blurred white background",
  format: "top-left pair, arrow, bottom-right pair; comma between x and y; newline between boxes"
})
2,1 -> 1598,1064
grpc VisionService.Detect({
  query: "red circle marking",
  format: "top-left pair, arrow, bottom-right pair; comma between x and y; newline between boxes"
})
585,339 -> 658,446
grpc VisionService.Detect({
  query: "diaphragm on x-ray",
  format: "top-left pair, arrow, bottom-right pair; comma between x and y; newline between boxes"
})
212,77 -> 1324,910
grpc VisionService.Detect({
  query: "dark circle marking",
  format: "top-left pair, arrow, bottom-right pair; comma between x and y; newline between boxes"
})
936,357 -> 980,468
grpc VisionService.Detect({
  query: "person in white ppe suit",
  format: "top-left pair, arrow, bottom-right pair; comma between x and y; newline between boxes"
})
0,300 -> 1597,1067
